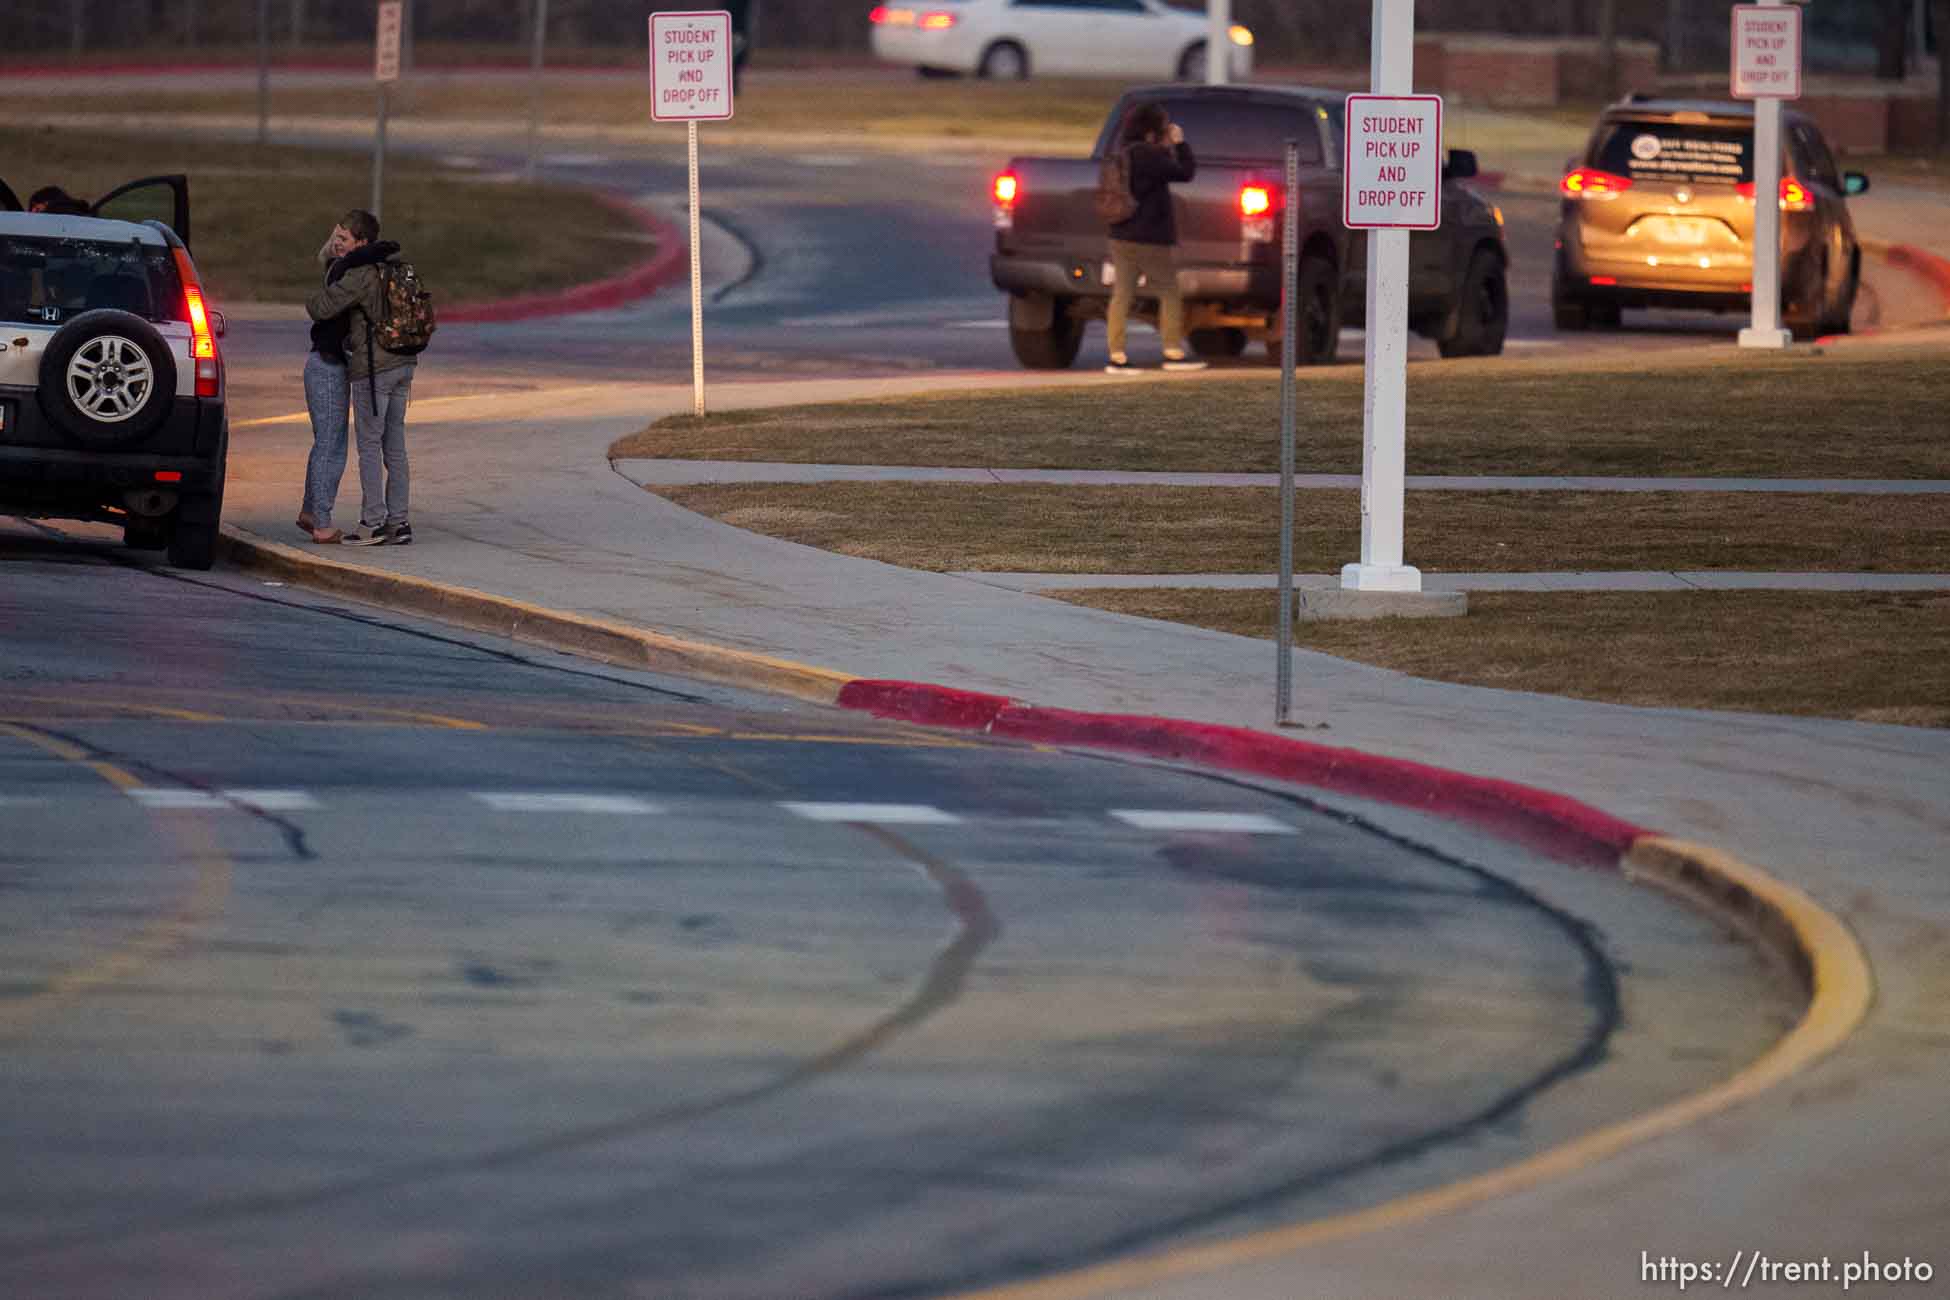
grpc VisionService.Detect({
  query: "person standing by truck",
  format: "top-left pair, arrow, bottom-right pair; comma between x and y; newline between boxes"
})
1104,102 -> 1204,374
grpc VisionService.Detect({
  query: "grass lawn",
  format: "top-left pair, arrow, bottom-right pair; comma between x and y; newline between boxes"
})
1052,588 -> 1950,729
616,348 -> 1950,479
653,484 -> 1950,575
3,125 -> 646,303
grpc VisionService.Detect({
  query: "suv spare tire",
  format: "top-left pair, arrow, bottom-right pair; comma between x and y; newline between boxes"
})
37,310 -> 177,449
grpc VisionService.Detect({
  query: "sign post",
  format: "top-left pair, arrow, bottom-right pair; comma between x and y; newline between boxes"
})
1341,54 -> 1441,595
650,10 -> 735,418
1733,0 -> 1801,350
1275,137 -> 1299,725
372,0 -> 402,220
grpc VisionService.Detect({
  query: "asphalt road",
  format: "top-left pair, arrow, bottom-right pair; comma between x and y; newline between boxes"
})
0,522 -> 1796,1299
203,131 -> 1938,400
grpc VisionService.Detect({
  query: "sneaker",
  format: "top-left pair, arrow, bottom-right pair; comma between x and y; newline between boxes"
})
342,524 -> 393,547
1104,353 -> 1140,375
387,522 -> 413,546
1162,352 -> 1208,372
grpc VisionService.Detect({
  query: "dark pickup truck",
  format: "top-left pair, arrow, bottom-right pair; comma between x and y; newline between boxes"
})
990,84 -> 1510,368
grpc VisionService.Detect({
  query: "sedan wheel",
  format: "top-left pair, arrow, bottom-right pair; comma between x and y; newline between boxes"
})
979,42 -> 1028,79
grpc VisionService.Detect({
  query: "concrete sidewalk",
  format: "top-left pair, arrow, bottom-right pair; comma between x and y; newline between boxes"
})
218,364 -> 1950,1300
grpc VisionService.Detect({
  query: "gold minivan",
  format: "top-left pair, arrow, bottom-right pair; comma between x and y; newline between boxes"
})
1553,97 -> 1870,338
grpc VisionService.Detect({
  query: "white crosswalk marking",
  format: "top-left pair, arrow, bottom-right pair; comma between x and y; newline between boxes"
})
127,789 -> 227,810
224,790 -> 321,812
780,802 -> 963,825
470,793 -> 663,814
1110,810 -> 1296,834
124,788 -> 319,811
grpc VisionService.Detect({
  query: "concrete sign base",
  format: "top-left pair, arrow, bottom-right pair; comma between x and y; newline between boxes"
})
1297,589 -> 1469,621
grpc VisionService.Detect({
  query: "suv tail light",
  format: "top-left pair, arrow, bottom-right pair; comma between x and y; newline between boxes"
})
171,246 -> 221,398
992,171 -> 1019,230
1560,167 -> 1632,200
1735,177 -> 1814,212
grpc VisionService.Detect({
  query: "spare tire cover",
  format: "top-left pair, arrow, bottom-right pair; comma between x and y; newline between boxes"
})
37,309 -> 178,449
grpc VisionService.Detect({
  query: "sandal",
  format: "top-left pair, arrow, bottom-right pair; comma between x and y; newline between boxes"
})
309,528 -> 343,544
296,513 -> 316,535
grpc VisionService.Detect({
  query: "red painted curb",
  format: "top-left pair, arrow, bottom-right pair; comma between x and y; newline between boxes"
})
838,679 -> 1651,868
442,192 -> 686,324
1883,243 -> 1950,315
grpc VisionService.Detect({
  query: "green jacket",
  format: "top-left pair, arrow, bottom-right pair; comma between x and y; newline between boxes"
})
305,240 -> 415,381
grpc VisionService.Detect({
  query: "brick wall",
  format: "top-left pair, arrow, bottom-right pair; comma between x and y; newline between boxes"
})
1412,34 -> 1662,107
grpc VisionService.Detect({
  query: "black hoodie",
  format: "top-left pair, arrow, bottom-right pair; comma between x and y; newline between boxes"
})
307,240 -> 399,364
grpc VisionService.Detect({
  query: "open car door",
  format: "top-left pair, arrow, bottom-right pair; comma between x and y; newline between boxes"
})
90,174 -> 190,249
0,179 -> 21,211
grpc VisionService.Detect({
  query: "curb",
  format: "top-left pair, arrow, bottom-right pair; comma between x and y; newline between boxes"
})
1879,241 -> 1950,316
440,192 -> 688,325
219,524 -> 1873,1292
219,528 -> 852,703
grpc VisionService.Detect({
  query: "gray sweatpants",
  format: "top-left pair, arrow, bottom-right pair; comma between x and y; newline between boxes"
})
352,364 -> 414,530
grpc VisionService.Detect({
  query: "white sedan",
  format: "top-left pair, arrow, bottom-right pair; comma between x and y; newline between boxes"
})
870,0 -> 1253,81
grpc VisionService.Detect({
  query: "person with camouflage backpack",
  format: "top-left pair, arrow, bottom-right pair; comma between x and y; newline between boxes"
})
305,208 -> 433,546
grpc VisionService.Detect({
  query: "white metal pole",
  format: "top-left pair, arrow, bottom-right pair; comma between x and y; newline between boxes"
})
1344,0 -> 1421,593
1740,0 -> 1791,348
1206,0 -> 1231,85
689,119 -> 706,417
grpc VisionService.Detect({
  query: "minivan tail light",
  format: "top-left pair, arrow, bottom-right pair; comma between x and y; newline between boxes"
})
1561,167 -> 1632,199
1735,177 -> 1813,211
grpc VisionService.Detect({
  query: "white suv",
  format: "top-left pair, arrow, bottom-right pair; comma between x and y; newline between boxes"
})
0,175 -> 228,569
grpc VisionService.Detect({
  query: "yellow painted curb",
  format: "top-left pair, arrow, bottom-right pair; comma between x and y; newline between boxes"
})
218,527 -> 852,707
937,837 -> 1873,1300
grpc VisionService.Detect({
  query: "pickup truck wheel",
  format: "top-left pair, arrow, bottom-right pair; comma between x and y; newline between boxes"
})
979,42 -> 1028,79
1189,327 -> 1247,359
1272,257 -> 1341,366
1438,251 -> 1508,358
1009,304 -> 1084,370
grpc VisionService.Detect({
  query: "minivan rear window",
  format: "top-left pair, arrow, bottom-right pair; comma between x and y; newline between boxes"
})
0,235 -> 186,327
1592,121 -> 1753,186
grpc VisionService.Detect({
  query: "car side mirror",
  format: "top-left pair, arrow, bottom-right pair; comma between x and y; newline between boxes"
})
1444,148 -> 1478,181
1843,172 -> 1870,197
209,309 -> 226,338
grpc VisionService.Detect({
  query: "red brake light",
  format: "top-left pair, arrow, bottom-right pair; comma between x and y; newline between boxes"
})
871,6 -> 915,24
993,172 -> 1019,206
1735,178 -> 1813,211
1239,185 -> 1272,217
171,246 -> 221,398
1561,167 -> 1632,199
155,471 -> 183,482
869,5 -> 888,21
918,10 -> 956,28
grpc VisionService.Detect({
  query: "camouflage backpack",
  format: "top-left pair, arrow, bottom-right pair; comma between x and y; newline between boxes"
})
371,259 -> 437,355
1093,145 -> 1138,225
